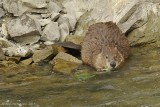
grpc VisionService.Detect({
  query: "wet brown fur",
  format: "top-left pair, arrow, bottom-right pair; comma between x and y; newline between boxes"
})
81,21 -> 130,71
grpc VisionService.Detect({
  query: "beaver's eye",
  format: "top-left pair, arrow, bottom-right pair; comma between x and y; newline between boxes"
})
106,56 -> 108,58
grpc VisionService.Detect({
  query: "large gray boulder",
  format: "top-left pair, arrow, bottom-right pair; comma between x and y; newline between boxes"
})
115,0 -> 160,46
115,0 -> 148,33
128,12 -> 160,46
7,15 -> 41,45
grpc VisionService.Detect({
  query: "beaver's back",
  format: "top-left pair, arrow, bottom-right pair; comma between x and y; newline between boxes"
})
81,21 -> 130,68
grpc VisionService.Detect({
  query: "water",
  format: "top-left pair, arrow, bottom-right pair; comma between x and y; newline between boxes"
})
0,46 -> 160,107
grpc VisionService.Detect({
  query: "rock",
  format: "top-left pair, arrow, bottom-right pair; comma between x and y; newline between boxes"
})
3,0 -> 28,16
1,23 -> 8,38
48,1 -> 62,13
63,14 -> 77,31
58,14 -> 76,32
6,56 -> 21,63
51,12 -> 60,21
62,0 -> 87,15
149,65 -> 160,71
62,0 -> 113,22
51,45 -> 66,53
7,14 -> 41,37
51,52 -> 82,74
0,0 -> 3,8
53,52 -> 82,64
89,0 -> 113,22
41,13 -> 51,18
44,41 -> 54,45
53,58 -> 81,75
147,0 -> 160,3
14,35 -> 40,46
28,8 -> 48,14
32,46 -> 56,63
41,22 -> 60,42
59,23 -> 69,42
0,38 -> 16,48
115,0 -> 148,33
28,44 -> 40,51
21,58 -> 33,65
0,61 -> 16,67
3,46 -> 32,57
0,47 -> 5,60
38,19 -> 51,26
26,14 -> 42,20
58,15 -> 70,27
40,11 -> 60,20
21,0 -> 49,8
65,35 -> 83,45
74,11 -> 96,37
128,11 -> 160,46
54,42 -> 81,50
75,12 -> 84,20
0,8 -> 5,18
113,0 -> 140,23
3,0 -> 51,16
7,15 -> 41,45
33,46 -> 54,63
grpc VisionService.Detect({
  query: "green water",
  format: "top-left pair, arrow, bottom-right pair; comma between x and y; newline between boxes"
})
0,47 -> 160,107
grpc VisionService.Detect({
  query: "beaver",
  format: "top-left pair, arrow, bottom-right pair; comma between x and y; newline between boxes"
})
81,21 -> 130,71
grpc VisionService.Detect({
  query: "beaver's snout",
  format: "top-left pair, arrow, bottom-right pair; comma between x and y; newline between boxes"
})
110,62 -> 116,68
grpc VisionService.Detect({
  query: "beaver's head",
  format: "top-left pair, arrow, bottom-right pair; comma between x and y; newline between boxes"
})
93,45 -> 125,72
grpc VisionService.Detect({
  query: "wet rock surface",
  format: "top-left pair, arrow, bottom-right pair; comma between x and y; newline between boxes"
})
51,52 -> 82,74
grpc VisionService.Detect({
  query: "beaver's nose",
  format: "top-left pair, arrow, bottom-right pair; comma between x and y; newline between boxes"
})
110,62 -> 116,68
